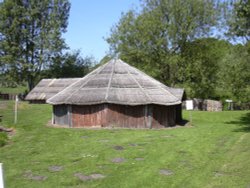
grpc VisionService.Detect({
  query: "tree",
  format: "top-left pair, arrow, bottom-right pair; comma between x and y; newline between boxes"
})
0,0 -> 70,91
182,38 -> 231,99
42,50 -> 95,79
228,0 -> 250,41
107,0 -> 224,86
218,42 -> 250,102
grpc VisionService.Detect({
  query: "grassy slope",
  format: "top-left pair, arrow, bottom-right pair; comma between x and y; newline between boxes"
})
0,101 -> 249,188
0,86 -> 27,94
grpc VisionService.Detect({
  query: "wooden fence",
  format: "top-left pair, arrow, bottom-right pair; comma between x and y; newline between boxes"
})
0,93 -> 17,100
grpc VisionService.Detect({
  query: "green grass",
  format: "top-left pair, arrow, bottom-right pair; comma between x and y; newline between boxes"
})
0,101 -> 249,188
0,86 -> 27,94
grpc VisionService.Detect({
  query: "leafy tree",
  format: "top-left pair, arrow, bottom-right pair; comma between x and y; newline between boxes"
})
182,38 -> 231,99
41,50 -> 95,79
228,0 -> 250,41
107,0 -> 224,86
218,42 -> 250,102
0,0 -> 70,91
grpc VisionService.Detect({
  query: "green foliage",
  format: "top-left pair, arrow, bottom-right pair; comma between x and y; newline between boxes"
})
228,0 -> 250,41
107,0 -> 249,102
218,42 -> 250,102
41,50 -> 96,79
0,101 -> 250,187
0,0 -> 71,91
0,132 -> 8,147
182,38 -> 231,99
107,0 -> 225,86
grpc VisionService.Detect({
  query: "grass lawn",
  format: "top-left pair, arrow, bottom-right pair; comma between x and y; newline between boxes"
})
0,86 -> 27,94
0,101 -> 249,188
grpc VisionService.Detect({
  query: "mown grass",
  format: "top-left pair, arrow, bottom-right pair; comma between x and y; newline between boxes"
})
0,86 -> 27,94
0,101 -> 249,188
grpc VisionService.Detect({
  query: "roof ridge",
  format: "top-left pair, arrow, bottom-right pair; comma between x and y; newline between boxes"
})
64,61 -> 111,104
46,59 -> 182,106
47,62 -> 109,104
105,59 -> 115,100
126,64 -> 180,103
125,62 -> 152,102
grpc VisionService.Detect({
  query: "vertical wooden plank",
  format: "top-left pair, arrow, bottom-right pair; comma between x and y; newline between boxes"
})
68,105 -> 72,127
147,105 -> 153,129
52,106 -> 55,124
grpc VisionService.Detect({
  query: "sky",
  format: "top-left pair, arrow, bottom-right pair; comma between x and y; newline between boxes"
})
63,0 -> 141,62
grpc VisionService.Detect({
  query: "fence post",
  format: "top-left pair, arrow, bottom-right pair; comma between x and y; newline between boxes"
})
14,95 -> 18,124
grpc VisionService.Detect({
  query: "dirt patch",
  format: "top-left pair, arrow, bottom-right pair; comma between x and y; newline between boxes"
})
214,171 -> 225,177
23,170 -> 47,181
159,169 -> 174,176
113,145 -> 124,150
48,165 -> 63,172
177,150 -> 187,154
99,139 -> 109,143
74,173 -> 105,181
81,136 -> 89,139
129,143 -> 138,146
161,135 -> 175,138
111,157 -> 126,163
0,102 -> 7,109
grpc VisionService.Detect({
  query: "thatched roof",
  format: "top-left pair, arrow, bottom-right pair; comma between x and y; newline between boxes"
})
168,88 -> 185,101
47,59 -> 183,106
25,78 -> 79,101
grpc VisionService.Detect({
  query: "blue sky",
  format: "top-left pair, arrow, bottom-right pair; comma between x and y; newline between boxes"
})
63,0 -> 140,61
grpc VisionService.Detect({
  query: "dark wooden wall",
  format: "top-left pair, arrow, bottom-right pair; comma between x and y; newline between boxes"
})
152,105 -> 176,128
0,93 -> 17,100
58,103 -> 179,128
105,105 -> 147,128
29,100 -> 46,104
175,104 -> 182,123
72,104 -> 105,127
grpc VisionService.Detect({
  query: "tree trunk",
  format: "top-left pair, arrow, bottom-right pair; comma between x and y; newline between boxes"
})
27,75 -> 34,91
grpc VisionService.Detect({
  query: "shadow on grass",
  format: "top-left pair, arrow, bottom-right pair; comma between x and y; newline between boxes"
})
177,119 -> 189,126
227,112 -> 250,132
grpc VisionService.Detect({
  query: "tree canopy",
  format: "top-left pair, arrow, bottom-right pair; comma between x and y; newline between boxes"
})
107,0 -> 250,103
0,0 -> 70,90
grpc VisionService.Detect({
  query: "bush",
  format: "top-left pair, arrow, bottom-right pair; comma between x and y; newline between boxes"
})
0,132 -> 8,147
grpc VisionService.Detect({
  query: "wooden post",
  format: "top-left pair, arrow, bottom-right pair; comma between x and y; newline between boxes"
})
51,109 -> 54,125
146,105 -> 153,129
0,163 -> 4,188
68,105 -> 72,127
14,95 -> 18,124
144,105 -> 148,128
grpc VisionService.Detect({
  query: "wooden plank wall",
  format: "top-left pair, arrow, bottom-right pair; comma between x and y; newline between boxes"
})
72,104 -> 105,127
29,100 -> 46,104
106,104 -> 146,128
69,103 -> 178,128
175,104 -> 182,123
152,105 -> 176,128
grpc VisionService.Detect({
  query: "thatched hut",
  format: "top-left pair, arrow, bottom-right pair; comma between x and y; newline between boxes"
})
47,59 -> 184,128
25,78 -> 79,103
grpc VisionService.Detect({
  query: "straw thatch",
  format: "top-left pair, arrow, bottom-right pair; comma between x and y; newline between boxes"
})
25,78 -> 79,101
47,59 -> 182,106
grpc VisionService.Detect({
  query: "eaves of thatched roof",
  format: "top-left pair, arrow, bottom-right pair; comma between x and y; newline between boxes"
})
25,78 -> 79,101
47,59 -> 182,106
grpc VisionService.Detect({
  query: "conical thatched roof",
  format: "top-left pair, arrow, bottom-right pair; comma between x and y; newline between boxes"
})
25,78 -> 79,101
47,59 -> 182,106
